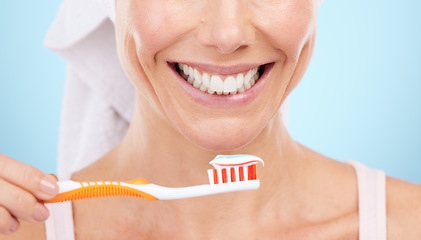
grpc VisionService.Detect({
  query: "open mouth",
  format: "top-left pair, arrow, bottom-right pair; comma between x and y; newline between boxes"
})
174,63 -> 268,95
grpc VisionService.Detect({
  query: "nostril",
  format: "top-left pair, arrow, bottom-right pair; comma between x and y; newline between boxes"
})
237,45 -> 248,51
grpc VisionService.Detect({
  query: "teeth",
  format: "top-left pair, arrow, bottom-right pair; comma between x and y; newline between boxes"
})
236,74 -> 244,89
183,64 -> 189,75
210,75 -> 223,94
193,80 -> 201,88
177,63 -> 261,95
199,84 -> 208,92
202,73 -> 210,88
187,76 -> 194,84
223,76 -> 237,94
244,81 -> 251,90
193,69 -> 202,85
252,73 -> 259,82
244,70 -> 253,84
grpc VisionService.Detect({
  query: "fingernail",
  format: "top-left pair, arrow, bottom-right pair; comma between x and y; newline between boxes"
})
33,204 -> 49,222
48,173 -> 58,181
9,221 -> 19,232
40,177 -> 58,196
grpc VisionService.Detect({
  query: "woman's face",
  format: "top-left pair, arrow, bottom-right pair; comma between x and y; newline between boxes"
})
116,0 -> 318,151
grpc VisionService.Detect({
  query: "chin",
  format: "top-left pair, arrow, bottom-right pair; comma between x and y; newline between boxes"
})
194,134 -> 254,152
181,121 -> 261,152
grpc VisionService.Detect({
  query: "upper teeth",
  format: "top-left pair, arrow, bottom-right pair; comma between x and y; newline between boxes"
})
178,63 -> 260,95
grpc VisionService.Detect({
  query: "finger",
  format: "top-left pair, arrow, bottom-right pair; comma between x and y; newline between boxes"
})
0,178 -> 49,223
0,154 -> 58,200
0,206 -> 20,235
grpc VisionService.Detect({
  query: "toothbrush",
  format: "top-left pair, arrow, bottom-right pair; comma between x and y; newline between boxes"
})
44,155 -> 264,203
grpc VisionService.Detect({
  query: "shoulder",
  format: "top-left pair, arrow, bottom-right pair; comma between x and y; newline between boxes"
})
0,222 -> 45,240
386,176 -> 421,239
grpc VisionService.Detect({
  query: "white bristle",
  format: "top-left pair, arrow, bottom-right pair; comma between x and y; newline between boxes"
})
235,166 -> 240,181
243,167 -> 248,181
217,169 -> 223,184
208,169 -> 214,185
226,167 -> 232,182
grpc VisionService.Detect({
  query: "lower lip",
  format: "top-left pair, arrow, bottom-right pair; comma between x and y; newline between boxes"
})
169,63 -> 274,108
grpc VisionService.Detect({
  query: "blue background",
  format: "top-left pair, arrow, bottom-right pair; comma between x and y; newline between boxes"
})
0,1 -> 420,182
0,1 -> 64,174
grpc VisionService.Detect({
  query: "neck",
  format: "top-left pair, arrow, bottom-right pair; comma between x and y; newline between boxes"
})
101,97 -> 306,237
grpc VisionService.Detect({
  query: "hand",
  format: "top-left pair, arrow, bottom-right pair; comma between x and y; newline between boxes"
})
0,154 -> 58,235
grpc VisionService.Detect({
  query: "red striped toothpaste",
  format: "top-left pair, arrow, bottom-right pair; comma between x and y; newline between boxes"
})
208,155 -> 264,184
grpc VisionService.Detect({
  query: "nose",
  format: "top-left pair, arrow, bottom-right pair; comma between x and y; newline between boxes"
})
197,0 -> 255,55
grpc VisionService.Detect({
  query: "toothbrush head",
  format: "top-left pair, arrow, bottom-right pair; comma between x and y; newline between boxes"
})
207,154 -> 264,185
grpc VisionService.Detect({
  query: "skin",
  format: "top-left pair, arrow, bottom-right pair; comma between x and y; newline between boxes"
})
2,0 -> 421,239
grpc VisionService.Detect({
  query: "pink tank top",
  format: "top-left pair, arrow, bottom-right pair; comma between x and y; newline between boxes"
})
45,161 -> 387,240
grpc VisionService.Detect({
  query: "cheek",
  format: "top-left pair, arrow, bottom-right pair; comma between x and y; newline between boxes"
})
254,1 -> 316,100
128,1 -> 200,59
254,1 -> 316,62
116,1 -> 192,98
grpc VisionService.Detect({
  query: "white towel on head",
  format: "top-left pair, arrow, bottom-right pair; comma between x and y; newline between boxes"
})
45,0 -> 133,180
95,0 -> 116,23
46,0 -> 289,180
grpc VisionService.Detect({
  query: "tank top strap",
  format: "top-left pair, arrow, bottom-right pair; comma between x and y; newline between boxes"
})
346,160 -> 387,240
45,202 -> 75,240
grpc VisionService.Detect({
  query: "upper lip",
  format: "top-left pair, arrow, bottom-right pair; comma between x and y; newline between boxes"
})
170,62 -> 267,75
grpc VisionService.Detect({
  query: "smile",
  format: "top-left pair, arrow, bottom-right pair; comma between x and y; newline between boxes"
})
175,63 -> 264,95
169,61 -> 274,108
